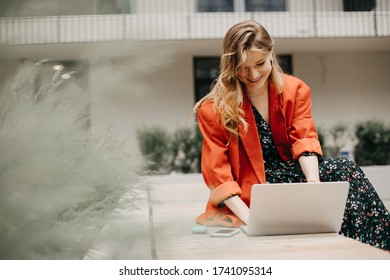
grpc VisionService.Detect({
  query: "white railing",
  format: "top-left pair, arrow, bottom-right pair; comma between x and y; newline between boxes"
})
377,11 -> 390,35
316,11 -> 377,37
0,11 -> 389,45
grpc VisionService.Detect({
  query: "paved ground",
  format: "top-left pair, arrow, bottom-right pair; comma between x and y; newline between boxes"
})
84,173 -> 390,260
84,174 -> 205,260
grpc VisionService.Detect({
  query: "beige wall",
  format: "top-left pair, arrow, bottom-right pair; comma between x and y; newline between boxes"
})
88,43 -> 196,150
1,43 -> 389,150
294,51 -> 390,126
89,49 -> 390,149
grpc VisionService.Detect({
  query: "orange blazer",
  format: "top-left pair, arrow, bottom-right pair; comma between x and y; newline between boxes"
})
196,75 -> 323,227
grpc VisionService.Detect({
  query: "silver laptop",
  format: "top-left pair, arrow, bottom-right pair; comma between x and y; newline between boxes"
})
241,181 -> 349,236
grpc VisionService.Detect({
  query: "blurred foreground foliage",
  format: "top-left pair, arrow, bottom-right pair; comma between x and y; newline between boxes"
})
0,61 -> 142,259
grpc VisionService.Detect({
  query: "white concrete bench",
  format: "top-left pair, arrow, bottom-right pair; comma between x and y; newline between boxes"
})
362,165 -> 390,201
84,169 -> 390,260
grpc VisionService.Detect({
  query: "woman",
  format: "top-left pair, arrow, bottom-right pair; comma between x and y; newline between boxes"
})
194,20 -> 390,251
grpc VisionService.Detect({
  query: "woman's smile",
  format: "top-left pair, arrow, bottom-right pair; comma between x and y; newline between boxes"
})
248,76 -> 261,83
238,49 -> 272,95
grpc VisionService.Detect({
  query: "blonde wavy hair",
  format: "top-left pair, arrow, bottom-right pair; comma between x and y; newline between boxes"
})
194,20 -> 284,138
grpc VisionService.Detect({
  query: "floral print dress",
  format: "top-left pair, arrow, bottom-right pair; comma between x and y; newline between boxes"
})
252,105 -> 390,251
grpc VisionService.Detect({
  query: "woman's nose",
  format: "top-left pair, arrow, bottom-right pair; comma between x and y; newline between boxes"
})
248,68 -> 258,79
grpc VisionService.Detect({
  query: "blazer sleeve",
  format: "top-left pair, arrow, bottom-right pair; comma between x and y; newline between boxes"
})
197,103 -> 242,207
289,81 -> 323,160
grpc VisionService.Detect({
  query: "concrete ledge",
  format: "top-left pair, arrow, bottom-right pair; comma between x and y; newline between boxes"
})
362,165 -> 390,200
145,176 -> 390,260
83,167 -> 390,260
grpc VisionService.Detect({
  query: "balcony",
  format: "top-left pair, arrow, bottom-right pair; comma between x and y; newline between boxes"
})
0,11 -> 389,45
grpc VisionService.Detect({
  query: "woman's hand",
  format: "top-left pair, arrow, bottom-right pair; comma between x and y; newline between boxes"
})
224,195 -> 250,225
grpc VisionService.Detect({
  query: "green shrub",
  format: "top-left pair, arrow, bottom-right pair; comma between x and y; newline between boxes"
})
137,124 -> 203,174
317,123 -> 353,158
136,125 -> 172,174
171,125 -> 202,173
354,120 -> 390,166
316,126 -> 325,148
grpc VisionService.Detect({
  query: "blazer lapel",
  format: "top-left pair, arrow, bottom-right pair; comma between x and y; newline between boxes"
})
239,98 -> 266,183
268,83 -> 284,129
268,83 -> 291,161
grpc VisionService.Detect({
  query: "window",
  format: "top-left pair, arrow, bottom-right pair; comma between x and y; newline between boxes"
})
245,0 -> 286,12
343,0 -> 376,11
278,55 -> 293,75
0,0 -> 132,17
194,57 -> 220,102
97,0 -> 132,14
194,55 -> 293,102
197,0 -> 234,12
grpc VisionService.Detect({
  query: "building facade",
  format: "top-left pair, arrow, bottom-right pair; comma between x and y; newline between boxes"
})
0,0 -> 389,151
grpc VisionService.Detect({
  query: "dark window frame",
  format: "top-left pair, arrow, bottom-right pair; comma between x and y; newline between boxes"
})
193,56 -> 220,102
196,0 -> 234,12
245,0 -> 286,12
343,0 -> 376,12
193,55 -> 293,103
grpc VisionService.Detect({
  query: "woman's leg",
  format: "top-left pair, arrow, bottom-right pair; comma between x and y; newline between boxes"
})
319,157 -> 390,251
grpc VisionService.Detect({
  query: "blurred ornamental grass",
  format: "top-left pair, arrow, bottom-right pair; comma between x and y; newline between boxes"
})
0,61 -> 142,259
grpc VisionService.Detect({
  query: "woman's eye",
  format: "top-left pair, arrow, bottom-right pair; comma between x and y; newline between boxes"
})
256,62 -> 265,66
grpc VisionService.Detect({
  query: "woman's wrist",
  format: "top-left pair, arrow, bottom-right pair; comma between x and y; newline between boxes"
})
217,194 -> 238,208
224,195 -> 250,225
299,155 -> 320,183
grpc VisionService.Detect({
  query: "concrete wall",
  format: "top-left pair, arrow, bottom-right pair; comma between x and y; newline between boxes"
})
89,48 -> 390,148
88,43 -> 196,150
294,51 -> 390,126
1,44 -> 389,151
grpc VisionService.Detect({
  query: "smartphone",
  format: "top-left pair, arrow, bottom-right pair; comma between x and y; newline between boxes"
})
211,228 -> 240,237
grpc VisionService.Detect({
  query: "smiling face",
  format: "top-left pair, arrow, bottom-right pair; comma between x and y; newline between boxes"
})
237,49 -> 272,96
